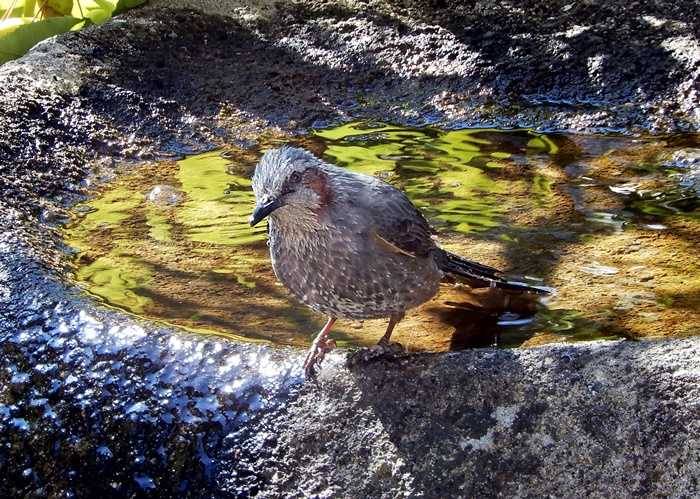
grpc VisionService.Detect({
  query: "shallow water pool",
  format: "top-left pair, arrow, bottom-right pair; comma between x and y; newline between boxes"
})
62,122 -> 700,350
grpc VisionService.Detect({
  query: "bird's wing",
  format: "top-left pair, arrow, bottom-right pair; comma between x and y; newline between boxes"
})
366,182 -> 436,259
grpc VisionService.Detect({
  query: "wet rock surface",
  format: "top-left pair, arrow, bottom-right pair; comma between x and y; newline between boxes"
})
0,249 -> 302,498
1,1 -> 699,497
263,340 -> 700,497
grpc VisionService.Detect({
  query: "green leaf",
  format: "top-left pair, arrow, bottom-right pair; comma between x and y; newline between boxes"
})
0,0 -> 28,18
47,0 -> 73,16
69,18 -> 86,30
0,17 -> 32,37
81,0 -> 116,24
114,0 -> 145,15
23,0 -> 36,17
0,15 -> 80,64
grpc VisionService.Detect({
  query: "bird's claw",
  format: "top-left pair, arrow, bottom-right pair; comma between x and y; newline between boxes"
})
303,336 -> 337,379
346,341 -> 405,368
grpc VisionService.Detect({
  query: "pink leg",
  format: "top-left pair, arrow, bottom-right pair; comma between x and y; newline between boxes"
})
378,312 -> 404,346
303,317 -> 337,378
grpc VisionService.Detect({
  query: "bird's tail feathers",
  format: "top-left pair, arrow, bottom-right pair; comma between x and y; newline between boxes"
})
436,250 -> 551,296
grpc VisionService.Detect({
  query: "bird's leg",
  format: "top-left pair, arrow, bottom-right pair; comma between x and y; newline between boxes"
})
347,312 -> 406,367
378,312 -> 404,346
303,317 -> 337,378
373,312 -> 406,356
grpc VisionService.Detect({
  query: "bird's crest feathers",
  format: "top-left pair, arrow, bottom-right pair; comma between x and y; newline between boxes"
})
252,146 -> 325,199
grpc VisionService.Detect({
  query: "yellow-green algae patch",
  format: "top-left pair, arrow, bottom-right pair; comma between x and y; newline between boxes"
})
63,122 -> 700,350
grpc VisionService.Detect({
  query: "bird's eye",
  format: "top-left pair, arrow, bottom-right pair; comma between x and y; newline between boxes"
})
289,172 -> 301,183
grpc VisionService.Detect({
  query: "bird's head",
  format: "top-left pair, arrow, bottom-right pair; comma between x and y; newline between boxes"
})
249,146 -> 332,227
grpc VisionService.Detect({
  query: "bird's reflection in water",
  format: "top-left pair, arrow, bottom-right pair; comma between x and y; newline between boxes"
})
424,285 -> 540,349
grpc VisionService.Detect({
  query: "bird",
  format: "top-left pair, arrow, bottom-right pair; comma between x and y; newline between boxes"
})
249,146 -> 548,377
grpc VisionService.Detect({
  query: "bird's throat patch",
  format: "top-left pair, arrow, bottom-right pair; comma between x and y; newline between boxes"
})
303,167 -> 333,206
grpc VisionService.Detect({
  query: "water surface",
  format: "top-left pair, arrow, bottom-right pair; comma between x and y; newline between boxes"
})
63,122 -> 700,350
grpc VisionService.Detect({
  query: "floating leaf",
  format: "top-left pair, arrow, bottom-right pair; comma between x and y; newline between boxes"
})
527,135 -> 559,154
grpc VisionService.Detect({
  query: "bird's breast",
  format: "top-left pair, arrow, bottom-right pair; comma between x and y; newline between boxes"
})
269,225 -> 352,295
267,222 -> 440,319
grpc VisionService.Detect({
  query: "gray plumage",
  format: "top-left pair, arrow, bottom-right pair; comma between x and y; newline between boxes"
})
250,146 -> 546,375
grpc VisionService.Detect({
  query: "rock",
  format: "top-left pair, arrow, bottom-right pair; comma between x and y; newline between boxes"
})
260,340 -> 700,497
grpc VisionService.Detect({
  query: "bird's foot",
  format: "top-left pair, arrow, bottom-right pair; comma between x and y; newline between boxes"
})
303,335 -> 337,379
346,340 -> 405,368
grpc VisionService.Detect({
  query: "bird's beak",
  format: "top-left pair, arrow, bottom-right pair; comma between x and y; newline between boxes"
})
249,197 -> 282,226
